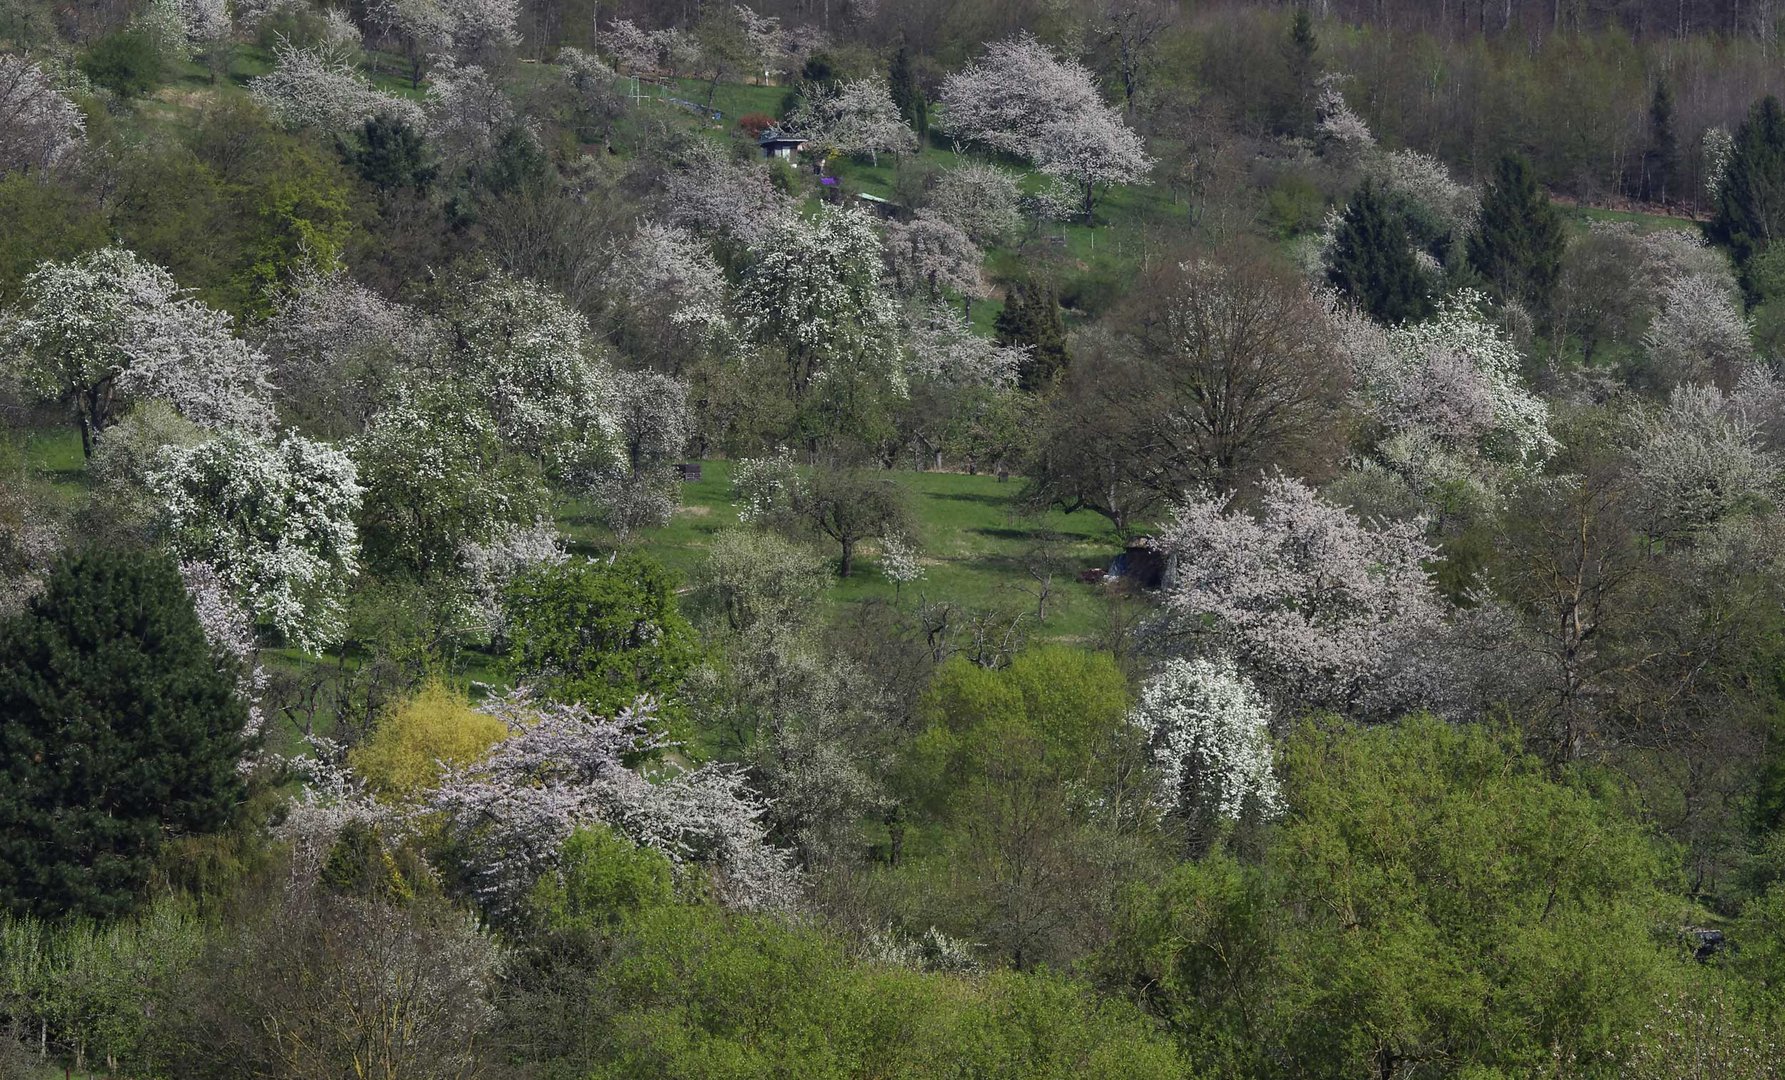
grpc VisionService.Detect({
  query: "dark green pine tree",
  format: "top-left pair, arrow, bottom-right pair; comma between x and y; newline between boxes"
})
343,114 -> 436,195
888,44 -> 928,142
1466,153 -> 1564,311
0,550 -> 248,920
1640,78 -> 1677,205
1325,179 -> 1433,325
1710,95 -> 1785,305
996,280 -> 1070,391
1280,7 -> 1319,137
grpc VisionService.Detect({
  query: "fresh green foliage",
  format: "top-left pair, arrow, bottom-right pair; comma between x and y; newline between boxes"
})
503,553 -> 700,714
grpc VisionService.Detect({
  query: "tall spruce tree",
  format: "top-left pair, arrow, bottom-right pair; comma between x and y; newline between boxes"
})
996,279 -> 1070,391
0,550 -> 248,919
888,44 -> 928,142
1325,179 -> 1432,325
1280,8 -> 1319,137
1467,153 -> 1564,311
1710,95 -> 1785,305
1641,78 -> 1677,205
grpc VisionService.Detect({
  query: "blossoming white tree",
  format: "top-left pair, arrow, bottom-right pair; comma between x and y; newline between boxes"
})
1629,381 -> 1782,539
925,162 -> 1023,247
0,55 -> 84,175
938,32 -> 1152,220
2,248 -> 274,456
584,369 -> 691,537
882,214 -> 985,302
428,693 -> 798,915
1340,290 -> 1553,467
148,430 -> 363,654
426,57 -> 517,167
249,40 -> 426,134
785,76 -> 916,165
660,141 -> 793,250
737,203 -> 904,402
903,305 -> 1024,388
1132,656 -> 1283,829
1156,476 -> 1443,715
459,521 -> 566,637
1642,271 -> 1754,389
609,221 -> 731,334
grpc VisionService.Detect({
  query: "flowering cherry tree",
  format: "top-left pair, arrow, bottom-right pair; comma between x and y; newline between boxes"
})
250,40 -> 426,134
1155,476 -> 1443,716
605,19 -> 662,73
425,57 -> 518,166
609,221 -> 730,335
584,369 -> 691,537
1340,290 -> 1553,467
785,76 -> 916,165
428,693 -> 798,915
1132,656 -> 1283,826
148,430 -> 363,654
1642,271 -> 1754,389
1629,381 -> 1782,539
926,162 -> 1023,247
660,141 -> 793,249
0,54 -> 85,175
882,214 -> 985,302
2,248 -> 274,455
737,203 -> 904,401
904,305 -> 1024,389
459,521 -> 566,637
938,32 -> 1151,220
441,270 -> 615,469
179,560 -> 268,754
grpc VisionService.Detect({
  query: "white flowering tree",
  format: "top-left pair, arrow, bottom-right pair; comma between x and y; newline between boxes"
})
585,369 -> 691,537
1314,76 -> 1376,163
260,264 -> 434,435
882,214 -> 985,303
148,430 -> 363,654
179,560 -> 268,752
903,305 -> 1024,389
879,533 -> 925,595
1132,656 -> 1283,836
926,162 -> 1022,247
425,57 -> 517,167
428,693 -> 798,916
660,141 -> 794,250
369,0 -> 454,86
444,0 -> 520,64
249,40 -> 426,134
2,248 -> 274,456
604,19 -> 661,74
938,32 -> 1152,220
1341,290 -> 1553,467
440,270 -> 615,470
1629,382 -> 1782,539
1642,271 -> 1754,389
1156,476 -> 1444,716
609,221 -> 731,336
786,76 -> 916,165
737,203 -> 904,405
0,54 -> 85,175
459,521 -> 566,637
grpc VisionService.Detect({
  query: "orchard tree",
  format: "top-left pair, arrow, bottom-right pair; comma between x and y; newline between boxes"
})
1155,476 -> 1443,716
883,214 -> 985,303
148,430 -> 363,654
0,551 -> 247,919
1467,153 -> 1564,312
607,221 -> 731,343
425,57 -> 517,169
661,140 -> 793,251
502,554 -> 700,714
585,369 -> 692,537
249,40 -> 426,134
2,248 -> 274,455
927,162 -> 1023,248
352,394 -> 549,580
369,0 -> 454,86
786,76 -> 917,166
792,464 -> 913,578
0,54 -> 85,176
1641,271 -> 1754,389
1132,656 -> 1282,852
429,693 -> 797,916
938,32 -> 1152,221
737,204 -> 904,437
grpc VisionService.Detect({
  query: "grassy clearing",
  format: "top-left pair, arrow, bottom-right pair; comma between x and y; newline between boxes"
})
563,459 -> 1131,643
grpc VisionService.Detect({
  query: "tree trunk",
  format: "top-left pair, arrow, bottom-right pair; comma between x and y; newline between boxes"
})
839,536 -> 855,577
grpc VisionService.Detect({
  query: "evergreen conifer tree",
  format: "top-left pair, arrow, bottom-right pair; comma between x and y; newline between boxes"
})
0,550 -> 248,919
1325,179 -> 1432,324
888,44 -> 928,142
1641,78 -> 1677,205
1467,153 -> 1564,311
996,280 -> 1070,391
1710,95 -> 1785,305
1281,8 -> 1319,137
